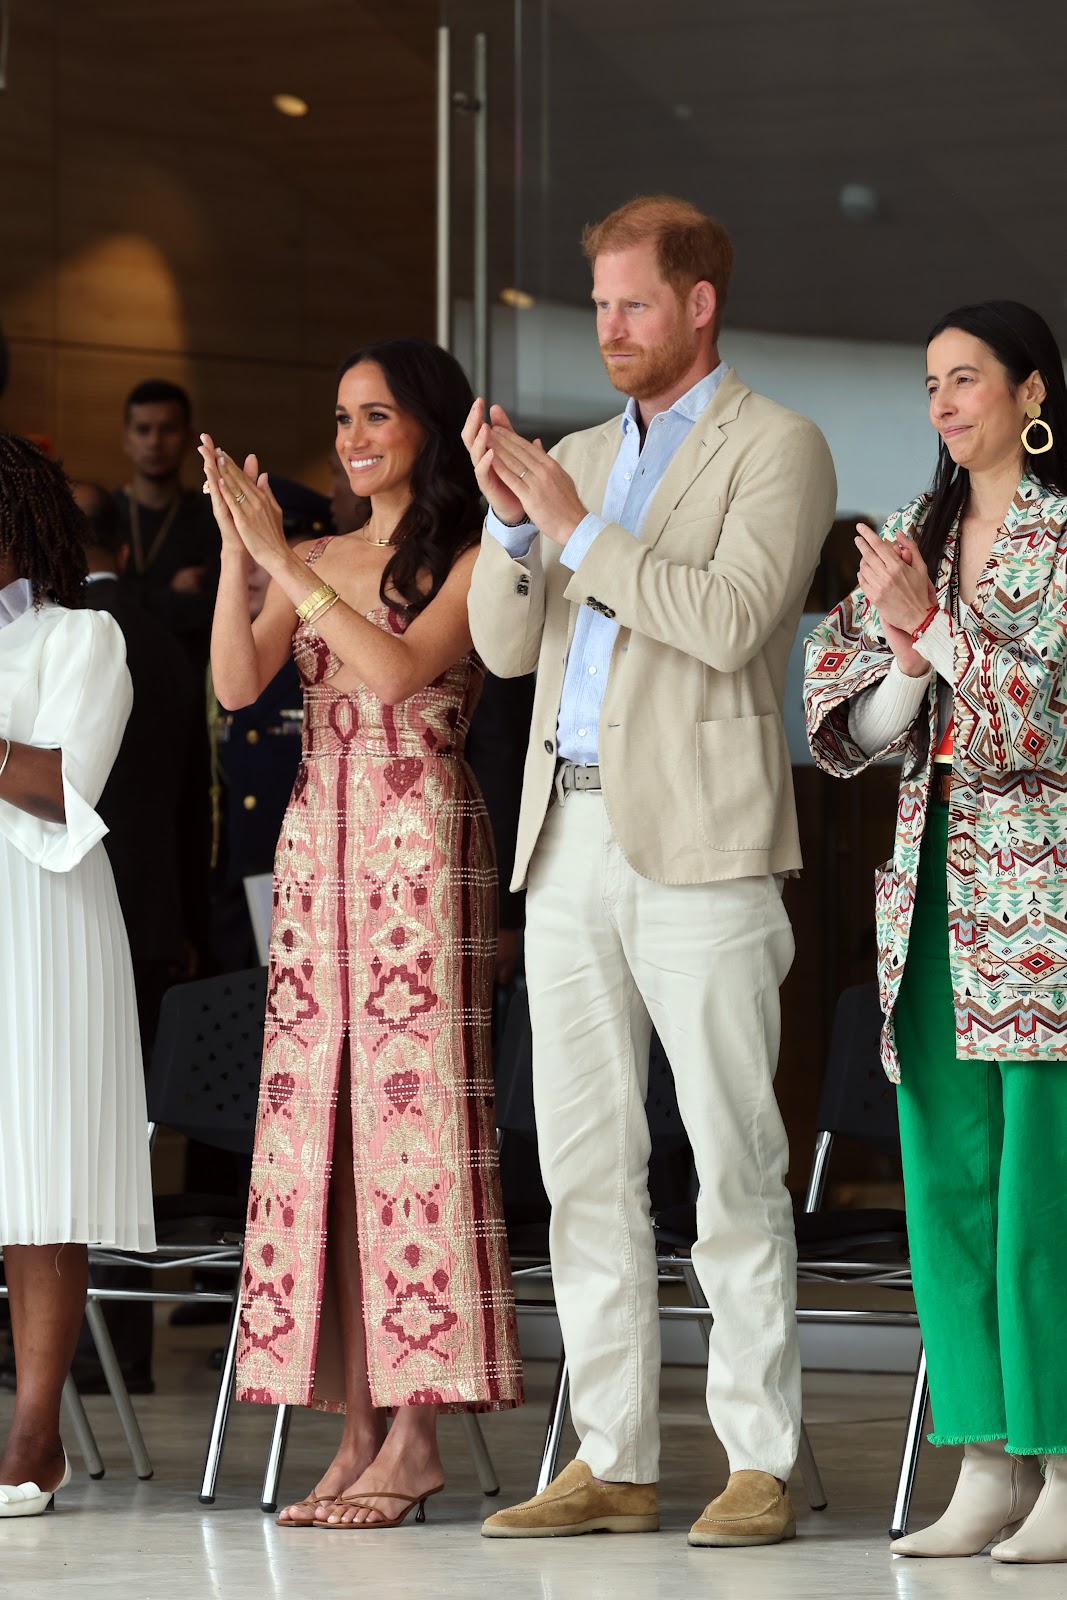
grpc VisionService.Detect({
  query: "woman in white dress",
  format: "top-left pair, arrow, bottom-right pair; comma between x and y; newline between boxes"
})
0,433 -> 155,1518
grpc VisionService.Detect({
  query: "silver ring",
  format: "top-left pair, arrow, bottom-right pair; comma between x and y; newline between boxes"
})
234,491 -> 247,505
519,469 -> 528,481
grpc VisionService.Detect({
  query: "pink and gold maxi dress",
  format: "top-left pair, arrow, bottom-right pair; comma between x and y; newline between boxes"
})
236,542 -> 522,1413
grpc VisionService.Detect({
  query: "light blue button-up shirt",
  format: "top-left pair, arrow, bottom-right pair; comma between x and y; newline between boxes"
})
486,361 -> 728,762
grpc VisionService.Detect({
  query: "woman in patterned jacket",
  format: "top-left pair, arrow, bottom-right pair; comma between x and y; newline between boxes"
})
805,301 -> 1067,1564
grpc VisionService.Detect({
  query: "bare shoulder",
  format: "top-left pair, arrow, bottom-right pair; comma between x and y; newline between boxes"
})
444,543 -> 481,593
452,542 -> 481,576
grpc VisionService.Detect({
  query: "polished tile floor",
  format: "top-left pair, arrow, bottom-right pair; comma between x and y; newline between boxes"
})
0,1326 -> 1062,1600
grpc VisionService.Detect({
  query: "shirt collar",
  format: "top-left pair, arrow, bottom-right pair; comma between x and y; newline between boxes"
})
621,359 -> 729,434
0,577 -> 35,628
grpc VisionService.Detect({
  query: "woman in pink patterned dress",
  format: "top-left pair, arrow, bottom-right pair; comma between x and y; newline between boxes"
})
203,338 -> 522,1530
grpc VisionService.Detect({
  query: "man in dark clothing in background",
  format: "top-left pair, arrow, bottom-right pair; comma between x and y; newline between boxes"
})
113,379 -> 219,663
76,483 -> 197,1049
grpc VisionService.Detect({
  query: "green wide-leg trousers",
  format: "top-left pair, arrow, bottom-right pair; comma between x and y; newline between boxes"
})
893,796 -> 1067,1454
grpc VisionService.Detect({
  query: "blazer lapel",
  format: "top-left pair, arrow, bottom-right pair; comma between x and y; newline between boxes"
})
639,368 -> 750,549
562,418 -> 620,647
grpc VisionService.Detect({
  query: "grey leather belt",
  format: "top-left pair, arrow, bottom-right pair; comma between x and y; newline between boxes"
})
554,760 -> 601,804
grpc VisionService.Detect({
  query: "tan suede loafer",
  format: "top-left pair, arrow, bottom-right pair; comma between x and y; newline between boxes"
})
689,1470 -> 797,1547
481,1460 -> 659,1539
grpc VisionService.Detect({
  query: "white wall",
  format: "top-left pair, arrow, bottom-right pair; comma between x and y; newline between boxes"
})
506,301 -> 936,523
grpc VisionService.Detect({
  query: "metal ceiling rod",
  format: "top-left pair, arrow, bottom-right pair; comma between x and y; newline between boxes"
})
436,25 -> 451,352
471,32 -> 489,398
0,0 -> 10,92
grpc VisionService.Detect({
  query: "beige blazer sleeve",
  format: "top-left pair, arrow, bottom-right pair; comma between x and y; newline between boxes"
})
562,413 -> 837,672
467,526 -> 547,679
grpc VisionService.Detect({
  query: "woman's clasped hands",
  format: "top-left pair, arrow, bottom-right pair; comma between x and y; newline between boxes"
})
199,431 -> 288,574
854,521 -> 938,676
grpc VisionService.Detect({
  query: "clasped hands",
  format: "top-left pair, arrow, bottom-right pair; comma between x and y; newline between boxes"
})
198,431 -> 290,575
855,521 -> 937,675
462,400 -> 587,546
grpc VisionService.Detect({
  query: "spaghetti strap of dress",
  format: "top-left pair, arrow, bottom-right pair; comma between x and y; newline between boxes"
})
304,534 -> 334,568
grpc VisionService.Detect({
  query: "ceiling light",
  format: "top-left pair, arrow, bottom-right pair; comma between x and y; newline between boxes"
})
499,287 -> 535,310
273,93 -> 309,118
838,182 -> 879,222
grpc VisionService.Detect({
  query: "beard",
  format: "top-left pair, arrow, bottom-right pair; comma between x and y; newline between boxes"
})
599,321 -> 697,401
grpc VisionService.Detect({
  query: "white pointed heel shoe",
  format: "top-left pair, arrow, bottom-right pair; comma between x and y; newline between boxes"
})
890,1440 -> 1043,1557
993,1456 -> 1067,1563
0,1450 -> 71,1518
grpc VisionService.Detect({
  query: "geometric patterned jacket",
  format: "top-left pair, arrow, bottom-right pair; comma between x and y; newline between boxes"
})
804,472 -> 1067,1080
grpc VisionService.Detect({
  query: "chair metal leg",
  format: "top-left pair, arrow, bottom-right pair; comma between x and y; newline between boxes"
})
83,1297 -> 154,1480
537,1351 -> 569,1495
260,1404 -> 291,1513
62,1373 -> 105,1480
461,1412 -> 500,1497
797,1418 -> 828,1511
680,1261 -> 711,1353
890,1343 -> 929,1539
199,1294 -> 242,1504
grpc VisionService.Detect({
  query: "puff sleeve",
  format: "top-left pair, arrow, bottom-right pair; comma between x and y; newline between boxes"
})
0,609 -> 132,872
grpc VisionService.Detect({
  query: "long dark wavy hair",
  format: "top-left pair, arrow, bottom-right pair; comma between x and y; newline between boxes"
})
917,300 -> 1067,577
0,432 -> 87,607
336,337 -> 481,619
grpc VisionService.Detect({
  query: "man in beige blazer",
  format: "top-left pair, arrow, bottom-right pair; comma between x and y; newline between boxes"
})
464,196 -> 837,1548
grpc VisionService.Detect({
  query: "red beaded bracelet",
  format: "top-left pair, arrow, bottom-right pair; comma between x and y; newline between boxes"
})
911,604 -> 941,643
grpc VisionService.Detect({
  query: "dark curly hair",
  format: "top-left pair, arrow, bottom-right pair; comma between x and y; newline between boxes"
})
336,338 -> 482,618
0,432 -> 87,607
918,300 -> 1067,578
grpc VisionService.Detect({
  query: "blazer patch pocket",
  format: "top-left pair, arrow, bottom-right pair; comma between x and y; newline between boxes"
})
696,713 -> 785,851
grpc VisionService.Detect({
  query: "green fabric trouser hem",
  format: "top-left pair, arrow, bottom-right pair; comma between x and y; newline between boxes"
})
928,1435 -> 1067,1456
895,796 -> 1067,1451
927,1432 -> 1006,1448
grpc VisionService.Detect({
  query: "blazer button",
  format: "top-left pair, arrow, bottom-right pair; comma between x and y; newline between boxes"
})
243,794 -> 257,810
544,739 -> 553,753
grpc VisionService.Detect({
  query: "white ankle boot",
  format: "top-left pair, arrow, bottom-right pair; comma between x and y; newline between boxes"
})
992,1456 -> 1067,1562
890,1440 -> 1043,1557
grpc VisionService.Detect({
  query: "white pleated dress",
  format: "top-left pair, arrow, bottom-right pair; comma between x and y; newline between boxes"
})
0,594 -> 155,1249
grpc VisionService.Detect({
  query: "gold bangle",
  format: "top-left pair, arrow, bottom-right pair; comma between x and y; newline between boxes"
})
304,592 -> 340,627
295,583 -> 338,622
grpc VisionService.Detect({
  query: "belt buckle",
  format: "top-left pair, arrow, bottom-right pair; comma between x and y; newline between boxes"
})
554,761 -> 569,807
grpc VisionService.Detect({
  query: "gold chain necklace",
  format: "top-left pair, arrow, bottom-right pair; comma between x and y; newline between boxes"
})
127,490 -> 181,575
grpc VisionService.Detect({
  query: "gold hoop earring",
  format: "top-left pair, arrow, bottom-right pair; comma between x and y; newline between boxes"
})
1022,400 -> 1054,455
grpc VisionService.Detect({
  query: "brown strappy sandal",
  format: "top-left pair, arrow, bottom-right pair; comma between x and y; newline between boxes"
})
276,1494 -> 339,1529
317,1484 -> 445,1529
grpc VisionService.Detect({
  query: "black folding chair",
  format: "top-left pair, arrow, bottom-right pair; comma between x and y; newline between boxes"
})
78,969 -> 265,1488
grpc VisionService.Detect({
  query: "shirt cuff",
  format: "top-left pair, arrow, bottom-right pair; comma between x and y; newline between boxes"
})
486,507 -> 537,560
560,514 -> 606,572
914,611 -> 954,681
847,657 -> 930,755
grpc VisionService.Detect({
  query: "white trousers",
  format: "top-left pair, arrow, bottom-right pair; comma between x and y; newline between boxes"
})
524,793 -> 801,1483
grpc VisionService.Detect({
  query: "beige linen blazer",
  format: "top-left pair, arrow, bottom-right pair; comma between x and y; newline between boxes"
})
467,367 -> 838,888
